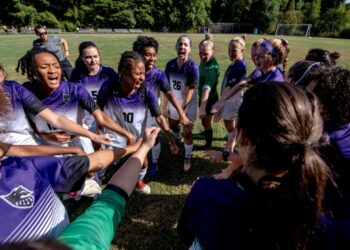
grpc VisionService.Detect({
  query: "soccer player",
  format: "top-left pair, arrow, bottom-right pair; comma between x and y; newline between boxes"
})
197,33 -> 220,150
165,35 -> 199,171
97,51 -> 179,194
132,35 -> 192,176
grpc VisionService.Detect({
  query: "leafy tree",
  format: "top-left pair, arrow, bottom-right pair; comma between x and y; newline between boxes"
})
35,11 -> 60,27
249,0 -> 281,33
319,3 -> 349,36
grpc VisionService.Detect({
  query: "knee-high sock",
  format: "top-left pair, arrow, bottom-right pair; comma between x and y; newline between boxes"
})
138,167 -> 147,182
184,143 -> 193,159
204,129 -> 213,146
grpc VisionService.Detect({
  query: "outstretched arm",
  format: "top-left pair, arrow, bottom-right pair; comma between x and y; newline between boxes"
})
165,91 -> 192,129
59,128 -> 160,250
155,115 -> 179,154
0,142 -> 85,158
60,37 -> 69,58
92,109 -> 135,145
38,108 -> 111,145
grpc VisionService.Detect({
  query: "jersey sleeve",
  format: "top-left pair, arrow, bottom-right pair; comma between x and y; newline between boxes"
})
76,84 -> 99,113
202,64 -> 220,91
145,87 -> 161,117
31,155 -> 89,193
17,83 -> 47,115
186,62 -> 199,87
59,187 -> 127,250
96,81 -> 111,110
159,71 -> 172,94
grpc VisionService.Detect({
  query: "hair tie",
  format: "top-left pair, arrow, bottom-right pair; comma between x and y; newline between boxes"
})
261,40 -> 275,56
294,62 -> 322,85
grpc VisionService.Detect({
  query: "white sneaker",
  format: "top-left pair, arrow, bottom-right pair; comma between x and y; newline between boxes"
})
135,181 -> 151,194
79,178 -> 102,198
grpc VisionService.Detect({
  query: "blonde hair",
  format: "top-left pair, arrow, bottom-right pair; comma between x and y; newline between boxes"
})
199,33 -> 214,50
230,35 -> 246,48
267,38 -> 290,75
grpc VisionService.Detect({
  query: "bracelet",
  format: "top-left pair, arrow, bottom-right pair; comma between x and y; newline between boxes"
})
222,151 -> 230,161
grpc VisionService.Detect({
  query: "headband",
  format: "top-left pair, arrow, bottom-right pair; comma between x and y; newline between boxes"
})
294,62 -> 322,85
261,40 -> 275,56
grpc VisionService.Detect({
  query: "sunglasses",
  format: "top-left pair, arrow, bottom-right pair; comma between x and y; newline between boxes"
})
38,32 -> 47,36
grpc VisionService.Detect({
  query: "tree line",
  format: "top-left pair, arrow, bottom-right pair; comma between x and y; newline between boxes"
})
1,0 -> 350,37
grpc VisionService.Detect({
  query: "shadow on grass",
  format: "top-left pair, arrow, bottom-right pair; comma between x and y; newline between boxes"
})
112,193 -> 188,250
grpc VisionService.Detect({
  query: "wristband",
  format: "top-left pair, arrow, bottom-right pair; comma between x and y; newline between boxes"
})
222,151 -> 230,161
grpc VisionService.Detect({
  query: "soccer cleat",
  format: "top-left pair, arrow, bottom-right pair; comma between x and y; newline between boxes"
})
149,162 -> 158,177
135,181 -> 151,194
79,178 -> 102,198
184,157 -> 192,172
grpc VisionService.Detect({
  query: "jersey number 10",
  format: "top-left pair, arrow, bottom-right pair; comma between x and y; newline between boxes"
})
122,112 -> 134,123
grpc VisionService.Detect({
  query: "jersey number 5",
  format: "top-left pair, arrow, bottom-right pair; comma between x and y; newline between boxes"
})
123,112 -> 134,123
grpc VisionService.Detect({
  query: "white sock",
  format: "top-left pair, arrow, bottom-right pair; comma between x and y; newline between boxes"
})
184,143 -> 193,158
152,142 -> 161,163
138,167 -> 147,182
227,132 -> 234,141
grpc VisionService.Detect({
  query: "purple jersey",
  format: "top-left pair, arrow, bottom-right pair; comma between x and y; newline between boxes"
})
165,58 -> 199,107
256,67 -> 285,83
325,122 -> 350,163
144,67 -> 171,101
0,81 -> 46,145
23,81 -> 98,134
70,65 -> 119,102
247,68 -> 262,80
221,58 -> 247,92
0,155 -> 88,242
97,79 -> 161,147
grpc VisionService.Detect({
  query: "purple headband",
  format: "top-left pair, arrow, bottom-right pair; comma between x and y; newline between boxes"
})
261,40 -> 275,56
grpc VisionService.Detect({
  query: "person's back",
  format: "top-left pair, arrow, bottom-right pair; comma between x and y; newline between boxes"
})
178,83 -> 337,249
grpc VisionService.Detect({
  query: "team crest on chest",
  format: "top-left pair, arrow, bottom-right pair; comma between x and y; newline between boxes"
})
0,185 -> 35,209
63,94 -> 71,103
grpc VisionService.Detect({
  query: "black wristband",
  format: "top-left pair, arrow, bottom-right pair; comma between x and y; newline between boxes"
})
222,151 -> 230,161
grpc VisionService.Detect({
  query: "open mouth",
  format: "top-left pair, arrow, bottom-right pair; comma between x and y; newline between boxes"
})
48,76 -> 59,84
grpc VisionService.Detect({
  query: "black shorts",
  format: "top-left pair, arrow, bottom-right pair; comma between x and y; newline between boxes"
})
199,96 -> 218,116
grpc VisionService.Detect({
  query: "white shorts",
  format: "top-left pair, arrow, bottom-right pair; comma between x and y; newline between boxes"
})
221,91 -> 243,120
168,100 -> 197,122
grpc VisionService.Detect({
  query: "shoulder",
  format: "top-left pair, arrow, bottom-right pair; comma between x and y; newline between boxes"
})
165,58 -> 177,69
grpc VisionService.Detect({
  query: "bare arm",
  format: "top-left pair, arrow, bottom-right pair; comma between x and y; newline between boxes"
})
60,37 -> 69,58
182,85 -> 195,110
155,115 -> 179,154
92,109 -> 135,145
38,108 -> 111,145
199,88 -> 210,119
107,127 -> 159,196
86,139 -> 142,174
211,81 -> 247,114
165,91 -> 192,128
0,142 -> 85,157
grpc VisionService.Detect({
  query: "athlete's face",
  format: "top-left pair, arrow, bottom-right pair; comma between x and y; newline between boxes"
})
255,46 -> 275,73
176,37 -> 191,61
0,70 -> 5,83
36,28 -> 48,42
82,47 -> 100,74
34,52 -> 62,93
122,61 -> 145,91
143,47 -> 157,72
250,46 -> 258,66
199,45 -> 214,64
228,42 -> 243,61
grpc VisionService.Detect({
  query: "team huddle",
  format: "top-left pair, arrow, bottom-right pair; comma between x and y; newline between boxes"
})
0,24 -> 349,250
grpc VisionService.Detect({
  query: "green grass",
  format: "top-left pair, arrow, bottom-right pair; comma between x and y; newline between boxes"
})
1,33 -> 350,249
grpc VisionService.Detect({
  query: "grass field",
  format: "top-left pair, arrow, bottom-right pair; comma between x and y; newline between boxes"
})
0,33 -> 349,249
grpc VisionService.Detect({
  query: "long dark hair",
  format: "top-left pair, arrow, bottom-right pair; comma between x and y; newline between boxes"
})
237,82 -> 329,249
74,41 -> 100,75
